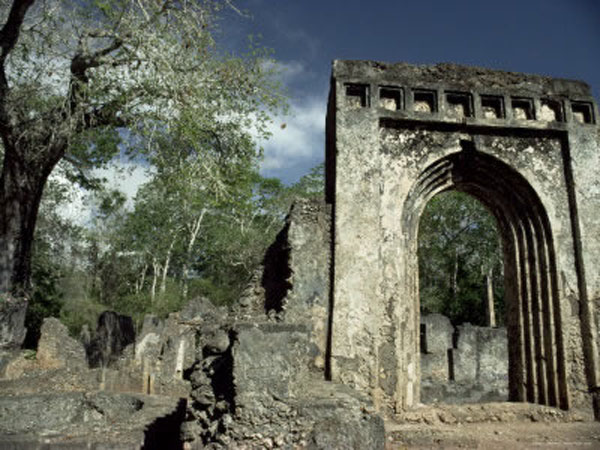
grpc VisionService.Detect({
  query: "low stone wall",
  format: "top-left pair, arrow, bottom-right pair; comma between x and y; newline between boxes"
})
420,313 -> 508,404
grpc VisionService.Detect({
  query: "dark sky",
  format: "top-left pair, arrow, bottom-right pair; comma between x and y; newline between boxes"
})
220,0 -> 600,183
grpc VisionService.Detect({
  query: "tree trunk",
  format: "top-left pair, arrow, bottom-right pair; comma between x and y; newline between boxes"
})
485,267 -> 496,327
136,263 -> 148,294
159,237 -> 176,294
181,209 -> 206,300
150,257 -> 160,304
451,250 -> 459,299
0,146 -> 53,296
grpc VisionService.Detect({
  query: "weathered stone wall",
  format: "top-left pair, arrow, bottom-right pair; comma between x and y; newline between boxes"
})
0,294 -> 385,449
420,314 -> 508,404
263,198 -> 332,372
454,323 -> 508,388
565,125 -> 600,412
326,60 -> 600,414
420,314 -> 454,383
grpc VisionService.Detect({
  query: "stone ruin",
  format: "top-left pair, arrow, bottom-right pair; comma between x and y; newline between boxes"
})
326,60 -> 600,417
0,60 -> 599,448
420,313 -> 508,404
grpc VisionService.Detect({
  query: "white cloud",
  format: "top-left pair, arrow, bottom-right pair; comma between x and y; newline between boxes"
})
52,160 -> 152,227
93,162 -> 152,209
259,95 -> 326,176
274,60 -> 307,84
50,172 -> 88,226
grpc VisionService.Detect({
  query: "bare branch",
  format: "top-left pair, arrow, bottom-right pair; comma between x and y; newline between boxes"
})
0,0 -> 35,84
70,37 -> 124,83
0,0 -> 35,132
223,0 -> 248,17
69,36 -> 125,117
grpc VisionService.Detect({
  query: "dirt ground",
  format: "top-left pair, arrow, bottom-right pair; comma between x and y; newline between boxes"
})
385,402 -> 600,449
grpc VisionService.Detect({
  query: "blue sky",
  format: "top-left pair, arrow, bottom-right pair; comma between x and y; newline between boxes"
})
219,0 -> 600,184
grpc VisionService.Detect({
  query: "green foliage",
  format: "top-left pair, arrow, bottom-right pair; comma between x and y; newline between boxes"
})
4,0 -> 314,331
0,0 -> 288,298
185,278 -> 238,307
418,191 -> 504,326
24,242 -> 64,348
80,160 -> 325,322
59,297 -> 105,339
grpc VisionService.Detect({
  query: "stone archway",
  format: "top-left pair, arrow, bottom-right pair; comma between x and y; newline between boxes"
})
325,60 -> 600,415
404,144 -> 568,409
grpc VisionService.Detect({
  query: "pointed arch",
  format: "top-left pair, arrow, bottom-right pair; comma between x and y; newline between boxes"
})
403,141 -> 569,408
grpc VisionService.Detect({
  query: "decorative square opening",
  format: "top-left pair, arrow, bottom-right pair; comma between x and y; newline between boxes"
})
379,86 -> 403,111
345,83 -> 369,109
481,95 -> 504,119
571,101 -> 594,124
413,89 -> 436,113
512,98 -> 535,120
445,91 -> 473,118
540,99 -> 564,122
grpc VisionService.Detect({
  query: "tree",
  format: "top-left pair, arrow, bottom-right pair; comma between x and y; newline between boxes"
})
418,190 -> 504,326
88,160 -> 325,313
0,0 -> 284,296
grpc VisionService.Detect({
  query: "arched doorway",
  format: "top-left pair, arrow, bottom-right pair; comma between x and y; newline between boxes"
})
418,189 -> 506,404
404,141 -> 568,409
326,61 -> 600,417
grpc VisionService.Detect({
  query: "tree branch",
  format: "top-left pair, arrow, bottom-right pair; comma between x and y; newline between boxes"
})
0,0 -> 35,136
0,0 -> 35,93
69,35 -> 124,117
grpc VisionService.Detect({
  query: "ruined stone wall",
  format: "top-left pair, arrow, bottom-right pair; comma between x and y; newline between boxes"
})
420,314 -> 509,404
326,60 -> 600,414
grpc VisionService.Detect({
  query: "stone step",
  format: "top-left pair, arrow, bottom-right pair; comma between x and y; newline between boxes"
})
392,401 -> 592,426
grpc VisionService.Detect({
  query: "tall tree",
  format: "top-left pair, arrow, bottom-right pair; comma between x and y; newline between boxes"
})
91,161 -> 325,311
418,191 -> 504,326
0,0 -> 284,296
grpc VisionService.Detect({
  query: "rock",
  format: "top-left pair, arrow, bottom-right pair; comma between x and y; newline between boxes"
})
233,323 -> 312,406
135,331 -> 161,363
80,323 -> 91,347
0,349 -> 37,379
133,313 -> 196,396
0,296 -> 27,349
203,329 -> 230,355
0,392 -> 185,449
87,311 -> 136,368
191,387 -> 215,406
36,317 -> 87,370
139,314 -> 164,337
307,415 -> 385,450
180,297 -> 228,323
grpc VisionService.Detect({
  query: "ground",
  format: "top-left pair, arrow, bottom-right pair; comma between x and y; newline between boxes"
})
386,402 -> 600,449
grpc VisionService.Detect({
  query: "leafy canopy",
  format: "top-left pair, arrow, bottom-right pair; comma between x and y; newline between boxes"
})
1,0 -> 285,183
418,190 -> 504,325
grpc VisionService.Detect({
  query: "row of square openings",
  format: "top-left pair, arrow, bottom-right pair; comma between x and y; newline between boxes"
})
344,83 -> 595,124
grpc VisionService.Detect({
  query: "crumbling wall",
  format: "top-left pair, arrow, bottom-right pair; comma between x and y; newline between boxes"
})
0,292 -> 385,449
420,314 -> 454,383
86,310 -> 136,368
420,313 -> 509,404
262,198 -> 332,372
